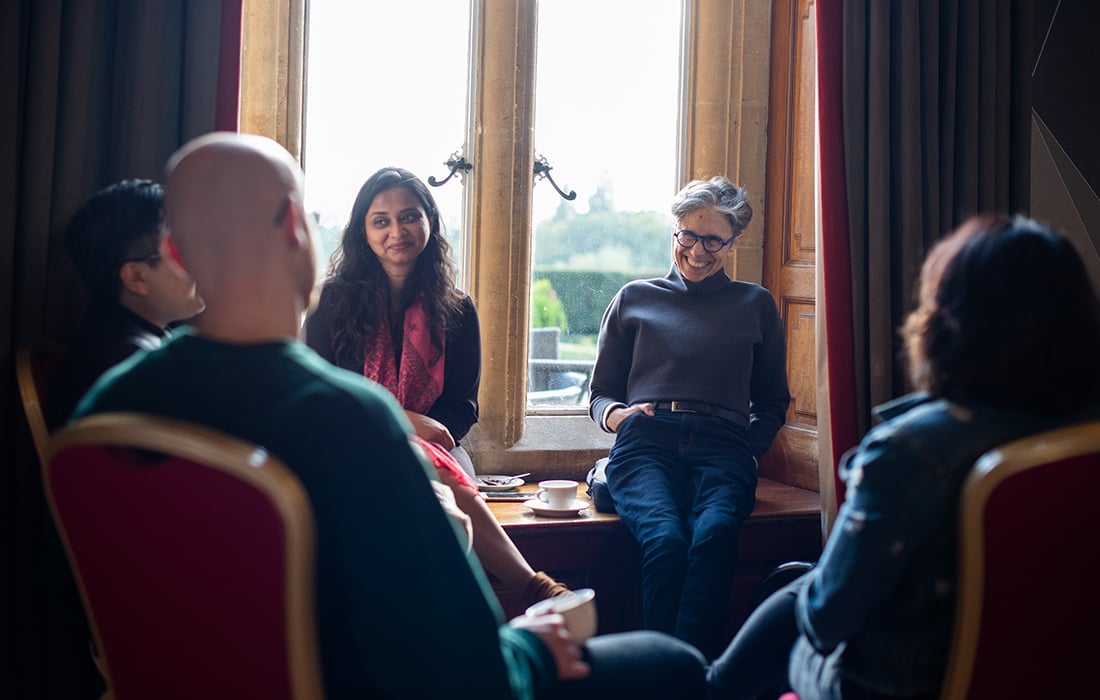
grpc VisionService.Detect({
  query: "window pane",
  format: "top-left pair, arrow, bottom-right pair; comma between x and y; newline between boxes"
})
529,1 -> 681,409
303,1 -> 471,277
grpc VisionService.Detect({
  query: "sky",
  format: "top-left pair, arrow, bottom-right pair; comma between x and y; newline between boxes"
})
303,0 -> 682,244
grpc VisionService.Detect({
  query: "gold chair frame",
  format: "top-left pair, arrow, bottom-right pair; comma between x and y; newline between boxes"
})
16,344 -> 57,465
44,412 -> 326,700
940,420 -> 1100,700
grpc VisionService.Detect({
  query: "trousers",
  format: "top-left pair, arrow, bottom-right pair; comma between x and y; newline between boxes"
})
606,410 -> 756,659
548,630 -> 709,699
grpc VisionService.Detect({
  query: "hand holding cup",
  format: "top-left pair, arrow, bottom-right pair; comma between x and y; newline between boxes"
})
524,588 -> 598,643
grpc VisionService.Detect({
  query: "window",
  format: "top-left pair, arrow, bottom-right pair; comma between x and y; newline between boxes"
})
301,0 -> 472,270
527,1 -> 680,410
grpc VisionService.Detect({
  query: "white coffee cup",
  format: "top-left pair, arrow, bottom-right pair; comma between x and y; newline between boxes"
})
525,588 -> 598,643
536,479 -> 578,510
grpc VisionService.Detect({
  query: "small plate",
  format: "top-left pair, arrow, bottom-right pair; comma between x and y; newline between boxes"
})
522,498 -> 589,517
477,475 -> 526,492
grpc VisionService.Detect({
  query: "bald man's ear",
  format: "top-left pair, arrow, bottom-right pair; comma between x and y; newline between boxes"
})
282,195 -> 312,250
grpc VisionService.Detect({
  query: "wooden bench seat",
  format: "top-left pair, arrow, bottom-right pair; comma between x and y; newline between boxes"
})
487,477 -> 822,640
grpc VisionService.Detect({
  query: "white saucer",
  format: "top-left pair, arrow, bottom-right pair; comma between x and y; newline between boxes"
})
477,475 -> 525,492
522,498 -> 589,517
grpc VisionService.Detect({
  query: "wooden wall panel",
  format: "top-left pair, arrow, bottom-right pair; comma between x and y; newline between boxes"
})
760,0 -> 818,492
784,298 -> 817,428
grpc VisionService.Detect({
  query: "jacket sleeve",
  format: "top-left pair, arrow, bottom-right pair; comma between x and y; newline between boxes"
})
795,432 -> 940,654
427,295 -> 481,443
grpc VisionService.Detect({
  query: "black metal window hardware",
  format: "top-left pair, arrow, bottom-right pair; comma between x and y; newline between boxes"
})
533,154 -> 576,201
428,151 -> 473,187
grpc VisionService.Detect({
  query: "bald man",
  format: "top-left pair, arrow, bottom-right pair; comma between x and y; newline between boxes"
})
73,133 -> 707,699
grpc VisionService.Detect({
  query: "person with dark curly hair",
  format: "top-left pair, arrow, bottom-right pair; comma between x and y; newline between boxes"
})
707,214 -> 1100,700
304,167 -> 569,606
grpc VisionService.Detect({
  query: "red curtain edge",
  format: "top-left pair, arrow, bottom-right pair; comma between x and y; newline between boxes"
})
816,0 -> 856,504
215,0 -> 243,132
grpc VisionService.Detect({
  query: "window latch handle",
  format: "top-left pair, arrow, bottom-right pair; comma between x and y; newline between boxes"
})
533,154 -> 577,201
428,151 -> 473,187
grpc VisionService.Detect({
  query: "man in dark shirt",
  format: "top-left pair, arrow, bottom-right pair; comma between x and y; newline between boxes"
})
50,179 -> 205,427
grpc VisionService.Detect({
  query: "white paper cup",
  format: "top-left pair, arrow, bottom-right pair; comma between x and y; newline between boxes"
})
525,588 -> 598,643
536,479 -> 578,510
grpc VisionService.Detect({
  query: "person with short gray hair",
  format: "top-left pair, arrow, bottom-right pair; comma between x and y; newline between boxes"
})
589,175 -> 791,659
669,176 -> 754,235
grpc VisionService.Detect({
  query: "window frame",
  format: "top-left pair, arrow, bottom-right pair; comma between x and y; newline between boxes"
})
462,0 -> 776,476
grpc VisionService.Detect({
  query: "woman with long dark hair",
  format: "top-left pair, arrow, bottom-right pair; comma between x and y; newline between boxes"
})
305,167 -> 568,606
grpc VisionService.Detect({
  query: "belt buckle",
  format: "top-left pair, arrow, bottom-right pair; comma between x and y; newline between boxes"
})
670,401 -> 698,414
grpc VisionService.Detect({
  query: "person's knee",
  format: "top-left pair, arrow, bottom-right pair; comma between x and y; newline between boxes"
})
581,631 -> 708,697
641,526 -> 690,561
697,500 -> 747,527
690,509 -> 744,550
448,444 -> 476,479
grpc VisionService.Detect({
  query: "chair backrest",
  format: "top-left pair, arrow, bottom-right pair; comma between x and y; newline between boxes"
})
16,342 -> 64,465
940,420 -> 1100,700
43,413 -> 325,700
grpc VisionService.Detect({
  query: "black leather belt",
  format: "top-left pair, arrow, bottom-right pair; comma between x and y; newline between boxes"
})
654,401 -> 746,427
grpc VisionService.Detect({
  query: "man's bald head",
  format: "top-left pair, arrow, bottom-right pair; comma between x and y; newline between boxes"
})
164,132 -> 304,259
163,132 -> 322,338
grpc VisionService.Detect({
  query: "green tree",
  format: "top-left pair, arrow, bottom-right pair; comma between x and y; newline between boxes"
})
530,278 -> 568,333
587,182 -> 614,214
552,199 -> 577,222
534,209 -> 672,271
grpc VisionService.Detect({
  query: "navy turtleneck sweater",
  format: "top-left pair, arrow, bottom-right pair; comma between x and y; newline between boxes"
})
588,265 -> 791,459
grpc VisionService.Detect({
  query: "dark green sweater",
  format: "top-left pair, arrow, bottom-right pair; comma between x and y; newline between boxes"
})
74,330 -> 555,699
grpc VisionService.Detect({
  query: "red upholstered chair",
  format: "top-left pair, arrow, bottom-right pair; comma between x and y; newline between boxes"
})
939,420 -> 1100,700
16,342 -> 64,465
43,413 -> 325,700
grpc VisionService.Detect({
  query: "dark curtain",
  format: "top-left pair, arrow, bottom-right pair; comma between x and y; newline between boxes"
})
0,2 -> 241,698
817,0 -> 1033,504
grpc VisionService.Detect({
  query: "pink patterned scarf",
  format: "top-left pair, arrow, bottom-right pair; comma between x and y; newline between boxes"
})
363,301 -> 445,414
364,303 -> 476,490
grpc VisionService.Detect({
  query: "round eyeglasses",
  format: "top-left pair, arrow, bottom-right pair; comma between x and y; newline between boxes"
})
673,229 -> 736,253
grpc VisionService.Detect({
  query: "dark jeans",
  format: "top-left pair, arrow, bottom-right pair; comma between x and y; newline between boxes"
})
548,630 -> 709,700
606,410 -> 756,659
708,575 -> 806,700
708,574 -> 940,700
